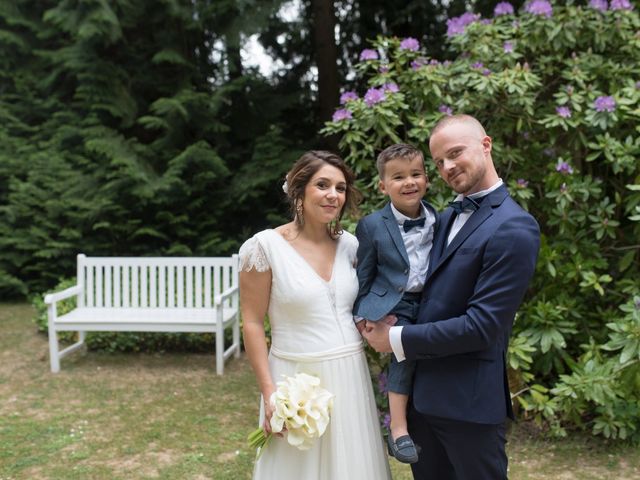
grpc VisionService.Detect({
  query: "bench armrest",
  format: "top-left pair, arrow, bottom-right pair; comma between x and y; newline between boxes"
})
214,285 -> 239,306
44,285 -> 82,305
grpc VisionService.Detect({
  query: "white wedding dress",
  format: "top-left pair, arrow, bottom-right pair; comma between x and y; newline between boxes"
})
239,229 -> 391,480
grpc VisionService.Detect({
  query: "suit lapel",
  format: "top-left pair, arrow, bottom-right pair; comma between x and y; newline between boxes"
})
427,207 -> 453,275
439,207 -> 492,264
423,200 -> 440,236
381,203 -> 410,266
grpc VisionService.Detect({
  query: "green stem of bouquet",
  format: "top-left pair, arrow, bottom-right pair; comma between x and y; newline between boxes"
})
247,427 -> 272,459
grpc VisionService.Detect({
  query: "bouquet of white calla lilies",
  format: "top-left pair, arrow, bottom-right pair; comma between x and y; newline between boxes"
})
248,372 -> 334,456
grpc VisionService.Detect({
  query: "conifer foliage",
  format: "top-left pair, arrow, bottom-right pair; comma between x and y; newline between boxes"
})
0,0 -> 254,297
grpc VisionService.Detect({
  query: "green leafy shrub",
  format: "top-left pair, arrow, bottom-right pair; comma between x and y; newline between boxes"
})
325,1 -> 640,441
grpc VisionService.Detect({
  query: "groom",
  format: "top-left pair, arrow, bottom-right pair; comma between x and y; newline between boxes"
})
364,114 -> 540,479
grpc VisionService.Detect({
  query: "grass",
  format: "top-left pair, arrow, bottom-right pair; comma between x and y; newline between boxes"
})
1,302 -> 639,479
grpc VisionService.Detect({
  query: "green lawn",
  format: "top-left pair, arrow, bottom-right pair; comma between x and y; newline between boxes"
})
1,303 -> 638,479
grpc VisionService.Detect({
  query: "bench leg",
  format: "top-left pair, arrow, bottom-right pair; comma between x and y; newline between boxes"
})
216,333 -> 224,375
47,304 -> 61,373
49,333 -> 61,373
216,313 -> 224,375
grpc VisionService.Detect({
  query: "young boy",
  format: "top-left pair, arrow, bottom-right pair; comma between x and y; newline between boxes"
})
354,143 -> 438,464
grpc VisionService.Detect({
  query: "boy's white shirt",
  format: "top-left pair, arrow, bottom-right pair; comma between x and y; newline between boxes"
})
389,202 -> 436,293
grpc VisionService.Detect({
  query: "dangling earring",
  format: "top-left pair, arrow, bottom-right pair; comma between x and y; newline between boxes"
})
295,200 -> 304,226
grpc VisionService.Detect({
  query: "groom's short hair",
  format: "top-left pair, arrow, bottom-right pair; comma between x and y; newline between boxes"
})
376,143 -> 424,178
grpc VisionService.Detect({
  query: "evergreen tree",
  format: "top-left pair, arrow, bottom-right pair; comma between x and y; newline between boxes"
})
0,0 -> 254,296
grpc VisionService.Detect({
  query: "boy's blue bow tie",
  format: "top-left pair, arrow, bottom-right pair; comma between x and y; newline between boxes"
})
403,217 -> 426,232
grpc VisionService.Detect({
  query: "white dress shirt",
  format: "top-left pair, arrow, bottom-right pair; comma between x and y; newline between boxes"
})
390,202 -> 436,292
389,180 -> 504,362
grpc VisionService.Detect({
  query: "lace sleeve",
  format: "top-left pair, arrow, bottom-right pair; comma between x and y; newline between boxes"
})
238,236 -> 271,272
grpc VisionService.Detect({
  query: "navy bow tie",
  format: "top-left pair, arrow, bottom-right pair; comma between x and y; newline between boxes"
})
403,217 -> 426,232
449,196 -> 481,214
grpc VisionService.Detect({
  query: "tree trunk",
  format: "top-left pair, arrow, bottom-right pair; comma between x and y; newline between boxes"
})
226,31 -> 243,80
310,0 -> 339,149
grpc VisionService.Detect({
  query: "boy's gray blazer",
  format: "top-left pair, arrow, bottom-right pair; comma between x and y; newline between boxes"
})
353,200 -> 439,321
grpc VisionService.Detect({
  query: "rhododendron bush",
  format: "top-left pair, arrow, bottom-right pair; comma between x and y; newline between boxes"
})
324,1 -> 640,441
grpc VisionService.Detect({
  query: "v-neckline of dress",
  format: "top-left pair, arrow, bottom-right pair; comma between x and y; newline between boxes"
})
269,229 -> 339,284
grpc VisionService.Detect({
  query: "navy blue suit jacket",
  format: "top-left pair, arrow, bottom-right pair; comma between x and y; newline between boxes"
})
402,184 -> 540,424
354,201 -> 439,321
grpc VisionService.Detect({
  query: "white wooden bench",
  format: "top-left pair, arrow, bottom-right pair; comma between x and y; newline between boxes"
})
44,254 -> 240,375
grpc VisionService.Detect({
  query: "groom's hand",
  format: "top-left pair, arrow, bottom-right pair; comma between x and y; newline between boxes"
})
362,320 -> 393,353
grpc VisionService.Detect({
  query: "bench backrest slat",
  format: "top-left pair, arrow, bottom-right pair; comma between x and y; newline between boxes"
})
149,266 -> 156,307
158,266 -> 166,308
186,266 -> 193,308
105,266 -> 112,307
114,265 -> 121,307
87,263 -> 94,307
176,266 -> 184,308
168,266 -> 175,307
195,266 -> 202,308
78,254 -> 86,308
204,266 -> 212,308
97,265 -> 103,307
77,256 -> 238,309
123,265 -> 130,307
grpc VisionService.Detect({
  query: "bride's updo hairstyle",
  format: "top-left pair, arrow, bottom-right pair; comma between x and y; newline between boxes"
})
284,150 -> 361,236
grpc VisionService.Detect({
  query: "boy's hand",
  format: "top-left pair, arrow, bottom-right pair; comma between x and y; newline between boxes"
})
362,320 -> 393,353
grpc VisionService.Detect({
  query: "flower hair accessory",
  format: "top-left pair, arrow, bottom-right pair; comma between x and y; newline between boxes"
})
282,179 -> 289,194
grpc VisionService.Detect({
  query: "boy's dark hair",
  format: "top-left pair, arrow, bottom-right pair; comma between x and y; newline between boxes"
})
376,144 -> 424,178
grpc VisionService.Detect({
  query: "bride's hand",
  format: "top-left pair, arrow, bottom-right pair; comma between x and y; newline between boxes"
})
262,389 -> 285,437
262,391 -> 275,434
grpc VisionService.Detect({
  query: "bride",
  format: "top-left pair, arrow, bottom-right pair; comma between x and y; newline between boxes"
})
239,151 -> 391,480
